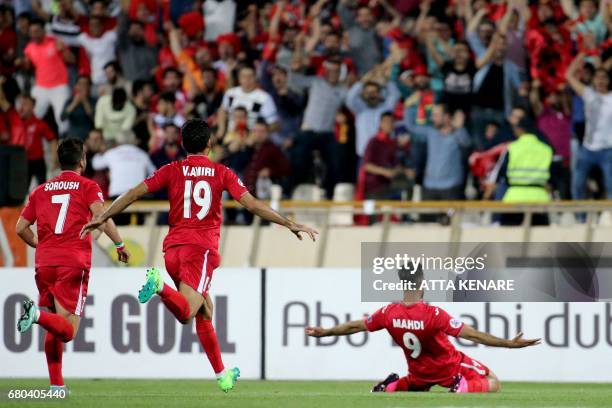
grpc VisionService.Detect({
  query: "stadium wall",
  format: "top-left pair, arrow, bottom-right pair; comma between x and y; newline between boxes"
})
2,267 -> 611,383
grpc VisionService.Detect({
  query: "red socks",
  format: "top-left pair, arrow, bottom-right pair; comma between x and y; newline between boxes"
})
37,312 -> 72,387
159,284 -> 191,322
466,377 -> 490,392
385,376 -> 489,393
37,311 -> 74,342
44,332 -> 64,386
195,315 -> 225,375
385,377 -> 409,392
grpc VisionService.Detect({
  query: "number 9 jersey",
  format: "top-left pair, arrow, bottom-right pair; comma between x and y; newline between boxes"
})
20,170 -> 105,269
364,301 -> 466,385
143,155 -> 249,252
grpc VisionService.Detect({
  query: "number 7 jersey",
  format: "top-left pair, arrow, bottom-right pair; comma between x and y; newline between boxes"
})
143,155 -> 249,252
20,170 -> 105,269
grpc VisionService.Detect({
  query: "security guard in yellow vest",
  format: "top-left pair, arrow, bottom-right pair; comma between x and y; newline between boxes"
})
499,117 -> 553,225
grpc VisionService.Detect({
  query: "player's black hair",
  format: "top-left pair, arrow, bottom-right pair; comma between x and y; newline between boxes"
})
181,119 -> 212,154
398,262 -> 424,288
58,138 -> 85,170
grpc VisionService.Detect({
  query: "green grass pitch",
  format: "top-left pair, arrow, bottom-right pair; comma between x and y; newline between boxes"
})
1,379 -> 610,408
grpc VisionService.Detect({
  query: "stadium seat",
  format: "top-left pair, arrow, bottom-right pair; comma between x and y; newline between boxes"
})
291,184 -> 325,225
270,184 -> 283,201
291,184 -> 324,201
329,183 -> 354,226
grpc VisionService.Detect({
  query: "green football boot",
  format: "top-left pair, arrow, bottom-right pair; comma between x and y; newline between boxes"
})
217,367 -> 240,393
17,299 -> 37,333
138,268 -> 164,303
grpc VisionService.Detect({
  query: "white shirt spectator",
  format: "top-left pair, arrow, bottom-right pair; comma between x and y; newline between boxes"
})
221,86 -> 278,130
203,0 -> 236,42
78,31 -> 118,85
582,87 -> 612,151
92,143 -> 156,197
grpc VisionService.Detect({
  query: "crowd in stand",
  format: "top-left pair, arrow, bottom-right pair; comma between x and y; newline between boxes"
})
1,0 -> 612,219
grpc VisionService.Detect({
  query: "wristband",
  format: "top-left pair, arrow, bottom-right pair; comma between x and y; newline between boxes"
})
114,241 -> 125,250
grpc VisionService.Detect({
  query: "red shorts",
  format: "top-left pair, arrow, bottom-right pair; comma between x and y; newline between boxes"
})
404,353 -> 491,391
35,266 -> 89,316
164,245 -> 220,296
455,353 -> 490,383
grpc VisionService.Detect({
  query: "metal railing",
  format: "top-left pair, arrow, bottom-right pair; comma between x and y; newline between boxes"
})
2,200 -> 611,267
117,199 -> 612,267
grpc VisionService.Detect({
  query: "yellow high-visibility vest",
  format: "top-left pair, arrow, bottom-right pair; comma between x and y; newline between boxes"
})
503,134 -> 553,202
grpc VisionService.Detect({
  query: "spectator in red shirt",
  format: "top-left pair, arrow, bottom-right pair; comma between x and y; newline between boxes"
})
242,119 -> 291,198
361,112 -> 414,199
0,76 -> 24,146
22,19 -> 73,135
0,5 -> 17,75
531,80 -> 572,199
19,94 -> 58,185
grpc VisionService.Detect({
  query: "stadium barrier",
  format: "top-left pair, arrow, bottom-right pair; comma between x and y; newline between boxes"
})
2,267 -> 611,382
4,200 -> 612,268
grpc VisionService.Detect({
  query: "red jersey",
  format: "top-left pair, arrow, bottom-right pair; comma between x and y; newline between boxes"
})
20,171 -> 105,269
22,116 -> 56,160
364,301 -> 465,383
143,155 -> 248,252
24,36 -> 68,88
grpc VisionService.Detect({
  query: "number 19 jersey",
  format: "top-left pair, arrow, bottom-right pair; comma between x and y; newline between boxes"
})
143,155 -> 248,252
20,170 -> 105,269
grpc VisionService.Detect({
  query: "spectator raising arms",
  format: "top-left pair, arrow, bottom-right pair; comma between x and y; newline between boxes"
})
77,17 -> 117,89
566,53 -> 612,200
404,104 -> 471,201
4,0 -> 612,219
346,58 -> 401,158
217,64 -> 279,138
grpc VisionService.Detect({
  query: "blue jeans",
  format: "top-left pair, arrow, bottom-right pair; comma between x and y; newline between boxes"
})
571,146 -> 612,199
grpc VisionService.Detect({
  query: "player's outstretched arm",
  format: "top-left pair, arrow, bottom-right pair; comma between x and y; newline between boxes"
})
238,192 -> 319,241
305,320 -> 367,337
80,183 -> 149,238
89,201 -> 130,263
15,217 -> 38,248
458,325 -> 541,348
